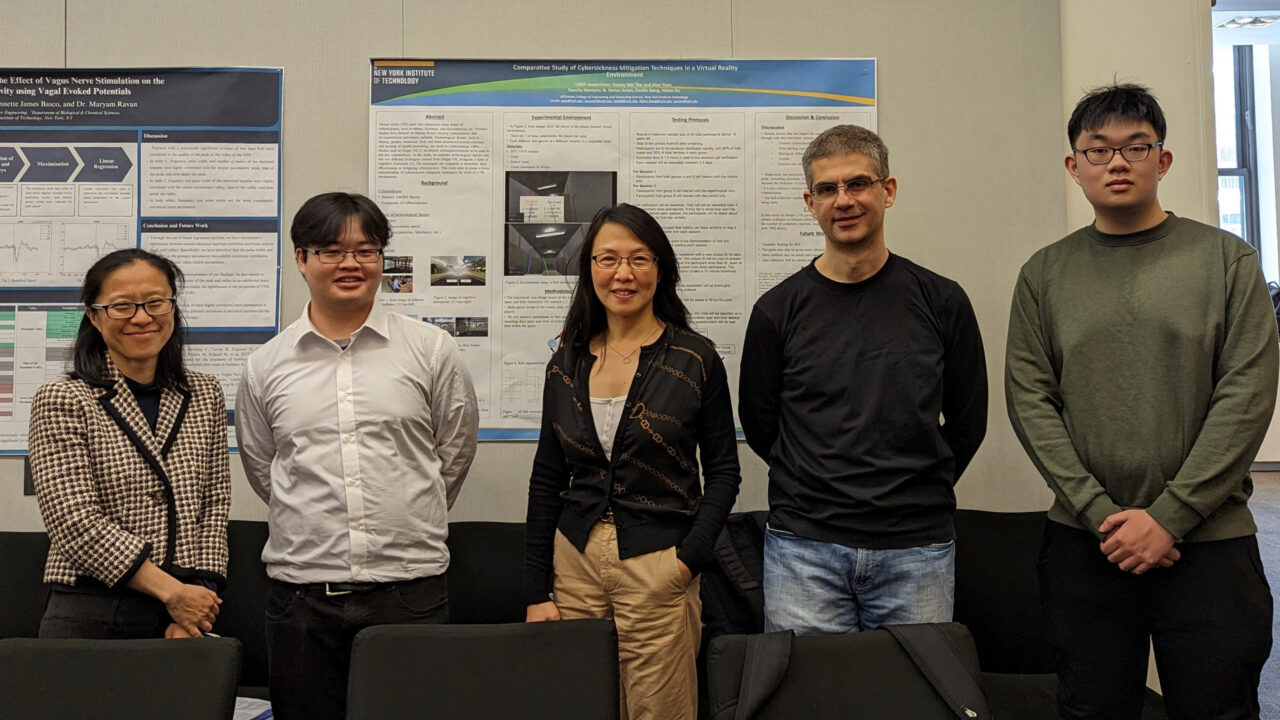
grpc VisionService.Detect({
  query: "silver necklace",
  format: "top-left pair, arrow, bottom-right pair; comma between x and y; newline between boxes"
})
607,324 -> 662,364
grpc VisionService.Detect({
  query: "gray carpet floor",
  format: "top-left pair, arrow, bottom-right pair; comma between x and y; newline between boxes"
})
1254,472 -> 1280,719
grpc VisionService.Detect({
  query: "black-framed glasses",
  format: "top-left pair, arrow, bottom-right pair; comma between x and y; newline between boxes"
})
89,297 -> 176,320
1074,142 -> 1163,165
809,176 -> 888,201
303,248 -> 384,264
592,253 -> 658,271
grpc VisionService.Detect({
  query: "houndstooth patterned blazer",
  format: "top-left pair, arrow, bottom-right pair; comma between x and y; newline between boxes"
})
28,361 -> 232,590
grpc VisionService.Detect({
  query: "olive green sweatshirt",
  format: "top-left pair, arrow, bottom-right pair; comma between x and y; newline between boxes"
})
1006,213 -> 1279,542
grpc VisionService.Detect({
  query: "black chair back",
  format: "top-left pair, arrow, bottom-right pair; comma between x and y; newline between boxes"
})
347,619 -> 619,720
0,636 -> 241,719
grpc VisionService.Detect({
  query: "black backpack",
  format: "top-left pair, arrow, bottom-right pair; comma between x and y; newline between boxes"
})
697,511 -> 768,718
700,511 -> 768,637
708,624 -> 993,720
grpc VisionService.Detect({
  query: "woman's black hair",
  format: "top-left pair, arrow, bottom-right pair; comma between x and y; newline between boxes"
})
560,203 -> 690,366
71,248 -> 188,389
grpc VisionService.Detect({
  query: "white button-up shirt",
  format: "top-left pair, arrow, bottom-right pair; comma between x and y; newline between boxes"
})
236,302 -> 478,583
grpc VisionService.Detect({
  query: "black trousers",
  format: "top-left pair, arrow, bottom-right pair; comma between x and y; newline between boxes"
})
38,589 -> 169,639
1038,522 -> 1272,720
265,574 -> 449,720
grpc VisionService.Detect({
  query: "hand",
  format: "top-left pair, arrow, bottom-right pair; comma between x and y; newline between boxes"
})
526,601 -> 561,622
1098,509 -> 1178,575
163,584 -> 221,636
677,559 -> 693,586
164,622 -> 196,639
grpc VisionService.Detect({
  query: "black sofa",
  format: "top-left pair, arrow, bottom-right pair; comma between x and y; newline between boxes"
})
2,511 -> 1169,718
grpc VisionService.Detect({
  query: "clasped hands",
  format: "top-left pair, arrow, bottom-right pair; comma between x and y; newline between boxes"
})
1098,509 -> 1180,575
163,583 -> 222,638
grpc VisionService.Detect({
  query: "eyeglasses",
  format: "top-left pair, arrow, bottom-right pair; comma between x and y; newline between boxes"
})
89,297 -> 176,320
1074,142 -> 1163,165
809,176 -> 888,201
303,248 -> 384,264
592,253 -> 657,271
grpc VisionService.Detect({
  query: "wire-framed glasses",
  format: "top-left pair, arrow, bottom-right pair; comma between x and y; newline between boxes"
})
304,248 -> 384,264
592,253 -> 657,271
809,176 -> 888,201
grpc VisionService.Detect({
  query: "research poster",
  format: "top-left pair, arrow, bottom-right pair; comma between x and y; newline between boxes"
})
0,68 -> 283,452
369,59 -> 876,438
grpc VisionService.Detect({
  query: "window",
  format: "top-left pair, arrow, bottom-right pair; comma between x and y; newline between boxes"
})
1214,45 -> 1262,250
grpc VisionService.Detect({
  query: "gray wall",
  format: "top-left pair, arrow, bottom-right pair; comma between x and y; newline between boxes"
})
0,0 -> 1071,530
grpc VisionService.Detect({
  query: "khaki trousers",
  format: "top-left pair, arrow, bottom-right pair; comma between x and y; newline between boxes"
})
554,525 -> 702,720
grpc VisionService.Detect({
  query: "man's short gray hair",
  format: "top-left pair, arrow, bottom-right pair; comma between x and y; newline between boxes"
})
802,125 -> 890,187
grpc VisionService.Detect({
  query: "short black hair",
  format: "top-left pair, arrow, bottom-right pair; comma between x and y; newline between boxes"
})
72,248 -> 187,389
291,192 -> 391,250
1067,82 -> 1166,148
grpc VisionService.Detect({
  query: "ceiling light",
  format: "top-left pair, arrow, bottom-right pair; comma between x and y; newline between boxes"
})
1219,15 -> 1280,28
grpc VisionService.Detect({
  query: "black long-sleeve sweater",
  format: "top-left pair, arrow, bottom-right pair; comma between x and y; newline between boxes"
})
739,254 -> 987,548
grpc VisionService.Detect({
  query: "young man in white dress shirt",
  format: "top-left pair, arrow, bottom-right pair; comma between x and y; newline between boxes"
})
236,192 -> 479,720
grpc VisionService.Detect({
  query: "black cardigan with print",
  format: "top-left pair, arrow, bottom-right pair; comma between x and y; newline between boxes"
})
524,326 -> 741,605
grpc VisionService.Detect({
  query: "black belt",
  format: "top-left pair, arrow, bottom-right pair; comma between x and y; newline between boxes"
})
272,577 -> 428,598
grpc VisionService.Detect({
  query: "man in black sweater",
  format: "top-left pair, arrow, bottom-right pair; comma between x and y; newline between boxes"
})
740,125 -> 988,633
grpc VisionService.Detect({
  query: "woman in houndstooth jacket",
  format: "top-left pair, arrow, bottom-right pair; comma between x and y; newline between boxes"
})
29,248 -> 230,639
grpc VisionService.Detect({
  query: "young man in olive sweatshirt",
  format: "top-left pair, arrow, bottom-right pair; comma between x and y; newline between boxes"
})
1006,83 -> 1277,720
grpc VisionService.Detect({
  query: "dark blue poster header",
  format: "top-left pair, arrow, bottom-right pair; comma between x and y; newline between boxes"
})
0,69 -> 282,128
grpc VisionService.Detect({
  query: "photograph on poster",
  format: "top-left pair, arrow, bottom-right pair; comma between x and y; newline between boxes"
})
426,316 -> 457,335
383,255 -> 413,273
381,275 -> 413,294
505,171 -> 615,223
505,224 -> 585,276
430,255 -> 486,286
380,255 -> 414,294
456,316 -> 489,337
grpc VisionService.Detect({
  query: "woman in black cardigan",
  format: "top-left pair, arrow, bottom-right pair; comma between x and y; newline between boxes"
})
525,204 -> 741,720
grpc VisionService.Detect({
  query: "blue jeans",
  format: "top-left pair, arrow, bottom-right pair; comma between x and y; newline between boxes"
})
763,525 -> 955,634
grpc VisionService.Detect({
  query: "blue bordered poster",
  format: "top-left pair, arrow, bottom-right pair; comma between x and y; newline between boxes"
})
0,68 -> 283,453
369,59 -> 875,439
